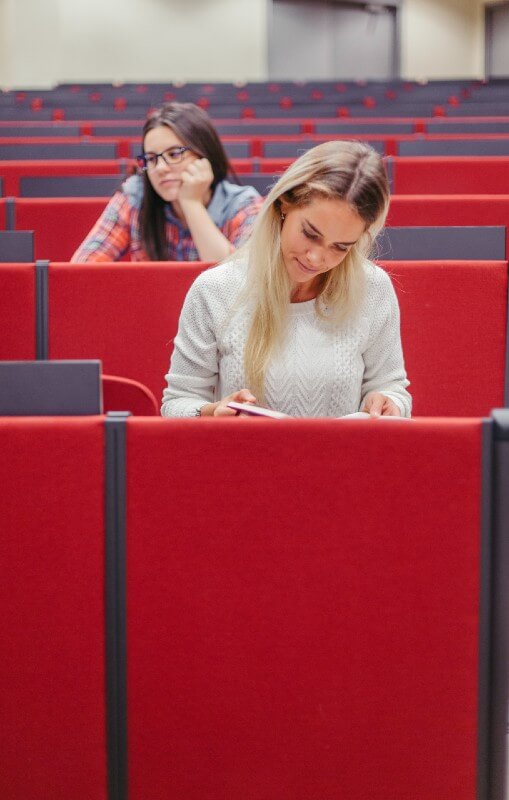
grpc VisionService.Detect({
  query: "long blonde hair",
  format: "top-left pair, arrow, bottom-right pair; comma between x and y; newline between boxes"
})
240,140 -> 390,400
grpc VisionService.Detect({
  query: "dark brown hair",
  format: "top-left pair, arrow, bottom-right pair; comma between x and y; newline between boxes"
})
138,102 -> 233,260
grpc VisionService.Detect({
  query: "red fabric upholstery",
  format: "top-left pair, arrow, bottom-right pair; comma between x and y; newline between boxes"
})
0,264 -> 36,359
0,159 -> 123,197
48,262 -> 209,403
386,261 -> 507,416
49,260 -> 507,417
125,417 -> 483,800
392,156 -> 509,194
388,195 -> 509,256
14,198 -> 109,260
102,373 -> 159,415
0,199 -> 6,228
0,417 -> 107,800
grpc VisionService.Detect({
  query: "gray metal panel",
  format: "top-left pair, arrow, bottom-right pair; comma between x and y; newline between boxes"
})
20,175 -> 124,198
488,411 -> 509,799
5,197 -> 15,230
448,102 -> 509,116
61,106 -> 153,121
90,125 -> 141,136
377,226 -> 506,260
239,174 -> 278,195
399,139 -> 509,157
216,123 -> 301,135
104,412 -> 130,800
0,360 -> 102,415
0,143 -> 117,160
264,139 -> 385,158
0,125 -> 81,137
315,122 -> 414,134
0,230 -> 34,262
222,141 -> 251,159
427,122 -> 509,134
478,420 -> 494,800
0,109 -> 55,120
35,259 -> 49,360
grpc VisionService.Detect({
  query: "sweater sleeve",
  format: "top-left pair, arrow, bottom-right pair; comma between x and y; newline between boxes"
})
70,191 -> 131,263
360,268 -> 412,417
160,273 -> 221,417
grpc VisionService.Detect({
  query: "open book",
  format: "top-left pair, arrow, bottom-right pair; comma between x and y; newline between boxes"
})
227,402 -> 411,420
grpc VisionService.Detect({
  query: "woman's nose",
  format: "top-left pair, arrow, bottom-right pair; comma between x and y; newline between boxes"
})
306,245 -> 323,267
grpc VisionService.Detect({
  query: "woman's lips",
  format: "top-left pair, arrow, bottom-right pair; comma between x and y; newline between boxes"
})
295,257 -> 319,274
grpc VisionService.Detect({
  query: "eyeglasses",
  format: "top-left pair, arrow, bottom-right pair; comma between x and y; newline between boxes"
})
136,146 -> 192,171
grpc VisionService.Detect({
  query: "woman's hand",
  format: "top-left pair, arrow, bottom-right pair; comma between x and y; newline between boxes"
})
200,389 -> 257,418
178,158 -> 214,205
362,392 -> 401,417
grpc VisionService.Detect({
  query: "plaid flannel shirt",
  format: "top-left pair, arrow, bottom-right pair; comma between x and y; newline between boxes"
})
71,176 -> 263,262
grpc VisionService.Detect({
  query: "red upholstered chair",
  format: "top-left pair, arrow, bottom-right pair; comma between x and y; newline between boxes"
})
102,374 -> 159,416
48,262 -> 209,402
0,417 -> 107,800
14,197 -> 110,260
0,263 -> 36,359
0,159 -> 123,197
391,155 -> 509,194
124,417 -> 485,800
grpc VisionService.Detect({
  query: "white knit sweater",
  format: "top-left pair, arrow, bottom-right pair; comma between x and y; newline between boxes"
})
161,257 -> 411,418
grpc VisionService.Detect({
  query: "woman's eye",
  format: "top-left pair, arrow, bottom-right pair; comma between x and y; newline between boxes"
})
335,244 -> 348,253
302,228 -> 317,240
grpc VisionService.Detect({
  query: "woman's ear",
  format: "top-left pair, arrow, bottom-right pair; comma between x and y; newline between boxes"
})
279,200 -> 290,216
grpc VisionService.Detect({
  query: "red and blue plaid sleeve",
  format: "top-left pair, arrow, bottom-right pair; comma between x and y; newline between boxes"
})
70,192 -> 132,263
223,195 -> 265,249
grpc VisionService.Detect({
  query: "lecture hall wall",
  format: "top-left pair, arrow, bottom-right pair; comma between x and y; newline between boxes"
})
0,0 -> 499,88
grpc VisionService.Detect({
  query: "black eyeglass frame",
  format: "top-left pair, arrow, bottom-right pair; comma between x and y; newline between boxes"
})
136,146 -> 192,171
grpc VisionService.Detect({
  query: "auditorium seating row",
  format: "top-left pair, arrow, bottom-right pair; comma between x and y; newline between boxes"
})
5,133 -> 509,160
3,78 -> 508,118
1,259 -> 507,418
3,155 -> 509,198
2,409 -> 509,799
6,101 -> 509,120
5,117 -> 509,137
2,194 -> 509,260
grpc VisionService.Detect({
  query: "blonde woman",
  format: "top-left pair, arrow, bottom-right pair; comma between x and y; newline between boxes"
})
161,141 -> 411,418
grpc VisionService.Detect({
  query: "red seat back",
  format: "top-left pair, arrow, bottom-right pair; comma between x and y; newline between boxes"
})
49,262 -> 209,404
391,156 -> 509,193
125,417 -> 483,800
389,261 -> 507,416
49,260 -> 508,417
0,263 -> 36,359
0,417 -> 107,800
14,198 -> 109,260
388,195 -> 509,257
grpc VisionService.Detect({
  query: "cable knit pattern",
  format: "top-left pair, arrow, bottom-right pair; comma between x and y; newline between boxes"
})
161,256 -> 411,418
